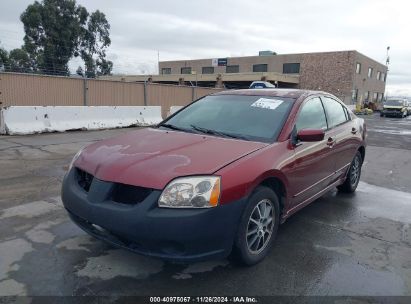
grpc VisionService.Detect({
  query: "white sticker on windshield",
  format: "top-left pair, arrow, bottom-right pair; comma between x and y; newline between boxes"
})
251,98 -> 283,110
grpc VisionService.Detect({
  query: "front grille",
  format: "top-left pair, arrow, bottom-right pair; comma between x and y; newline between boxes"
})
76,168 -> 94,192
111,183 -> 152,205
74,168 -> 151,204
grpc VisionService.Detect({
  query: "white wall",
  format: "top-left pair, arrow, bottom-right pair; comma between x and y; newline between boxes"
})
0,106 -> 163,135
168,106 -> 184,117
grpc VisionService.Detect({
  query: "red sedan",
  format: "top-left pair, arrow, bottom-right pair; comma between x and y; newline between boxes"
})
62,89 -> 366,265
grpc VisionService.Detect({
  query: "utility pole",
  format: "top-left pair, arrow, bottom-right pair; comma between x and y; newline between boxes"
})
83,62 -> 88,106
386,46 -> 390,68
191,71 -> 197,100
385,46 -> 390,102
157,50 -> 160,75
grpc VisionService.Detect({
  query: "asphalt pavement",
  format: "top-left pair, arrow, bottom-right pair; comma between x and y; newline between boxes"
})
1,114 -> 411,298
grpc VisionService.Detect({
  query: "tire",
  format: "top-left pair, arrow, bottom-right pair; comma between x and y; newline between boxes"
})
380,112 -> 384,117
337,151 -> 362,193
231,186 -> 280,266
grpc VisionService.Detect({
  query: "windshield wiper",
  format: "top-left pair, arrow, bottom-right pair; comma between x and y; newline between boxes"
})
190,124 -> 248,140
160,123 -> 192,133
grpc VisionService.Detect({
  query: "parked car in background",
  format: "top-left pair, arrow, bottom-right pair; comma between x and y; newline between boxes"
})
249,81 -> 276,89
62,89 -> 367,265
381,99 -> 408,118
406,100 -> 411,116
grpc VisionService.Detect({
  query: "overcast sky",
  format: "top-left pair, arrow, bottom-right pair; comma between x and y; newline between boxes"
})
0,0 -> 410,96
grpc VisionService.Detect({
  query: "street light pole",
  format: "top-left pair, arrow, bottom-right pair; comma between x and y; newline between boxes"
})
190,71 -> 198,100
386,46 -> 390,68
157,50 -> 160,75
385,46 -> 390,101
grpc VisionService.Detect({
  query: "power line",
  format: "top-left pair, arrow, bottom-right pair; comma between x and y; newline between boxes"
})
1,63 -> 88,74
0,28 -> 24,35
0,42 -> 154,70
0,68 -> 112,78
0,36 -> 158,64
0,40 -> 158,74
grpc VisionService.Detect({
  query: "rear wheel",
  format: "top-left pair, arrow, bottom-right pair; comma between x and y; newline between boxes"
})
231,186 -> 279,266
337,151 -> 362,193
380,112 -> 384,117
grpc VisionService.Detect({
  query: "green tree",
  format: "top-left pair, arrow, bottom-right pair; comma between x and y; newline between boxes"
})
0,42 -> 34,73
20,0 -> 88,75
8,48 -> 33,72
75,65 -> 84,77
79,10 -> 112,78
0,44 -> 9,71
96,58 -> 113,76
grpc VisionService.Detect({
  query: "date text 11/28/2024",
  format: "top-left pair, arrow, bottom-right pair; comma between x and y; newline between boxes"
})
150,296 -> 258,303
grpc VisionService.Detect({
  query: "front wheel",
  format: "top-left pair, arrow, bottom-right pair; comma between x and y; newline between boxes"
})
231,186 -> 279,266
337,151 -> 362,193
380,112 -> 384,117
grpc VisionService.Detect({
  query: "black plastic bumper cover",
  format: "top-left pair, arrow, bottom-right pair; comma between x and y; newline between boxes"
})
382,110 -> 403,117
61,168 -> 247,262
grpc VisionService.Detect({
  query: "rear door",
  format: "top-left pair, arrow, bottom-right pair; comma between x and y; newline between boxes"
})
288,96 -> 336,208
321,96 -> 358,180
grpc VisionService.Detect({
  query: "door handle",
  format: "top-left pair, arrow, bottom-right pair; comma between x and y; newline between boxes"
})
327,137 -> 336,148
351,127 -> 357,134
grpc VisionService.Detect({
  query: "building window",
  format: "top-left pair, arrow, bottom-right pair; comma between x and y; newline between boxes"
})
377,71 -> 381,80
364,91 -> 370,102
382,73 -> 386,82
352,89 -> 358,102
283,63 -> 300,74
181,67 -> 192,74
253,64 -> 268,72
161,68 -> 171,75
356,63 -> 361,74
372,92 -> 378,102
202,67 -> 214,74
368,67 -> 373,78
226,65 -> 239,73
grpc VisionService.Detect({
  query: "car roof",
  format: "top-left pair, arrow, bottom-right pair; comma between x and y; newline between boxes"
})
213,88 -> 324,99
250,81 -> 276,86
386,98 -> 407,102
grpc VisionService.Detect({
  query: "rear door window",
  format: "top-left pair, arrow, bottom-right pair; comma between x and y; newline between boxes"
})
322,97 -> 348,128
296,97 -> 328,131
343,106 -> 351,120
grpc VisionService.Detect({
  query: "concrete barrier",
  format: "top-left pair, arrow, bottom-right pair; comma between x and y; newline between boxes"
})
168,106 -> 184,117
0,109 -> 5,134
347,105 -> 356,111
0,106 -> 163,135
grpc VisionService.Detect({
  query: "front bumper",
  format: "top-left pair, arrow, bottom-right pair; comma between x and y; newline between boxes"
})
382,110 -> 404,117
61,168 -> 247,262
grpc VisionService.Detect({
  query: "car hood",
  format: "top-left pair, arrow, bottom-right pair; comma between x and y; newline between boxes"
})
74,128 -> 268,189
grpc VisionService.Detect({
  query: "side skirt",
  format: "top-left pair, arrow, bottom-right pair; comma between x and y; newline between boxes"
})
280,177 -> 345,223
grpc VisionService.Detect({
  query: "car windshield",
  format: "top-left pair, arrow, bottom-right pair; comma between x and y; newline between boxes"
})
385,100 -> 404,106
160,94 -> 294,142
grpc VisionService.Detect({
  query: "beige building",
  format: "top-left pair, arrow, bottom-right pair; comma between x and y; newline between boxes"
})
157,50 -> 387,105
103,50 -> 387,105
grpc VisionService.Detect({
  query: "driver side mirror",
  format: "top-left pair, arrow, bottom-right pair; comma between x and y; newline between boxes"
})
297,129 -> 325,142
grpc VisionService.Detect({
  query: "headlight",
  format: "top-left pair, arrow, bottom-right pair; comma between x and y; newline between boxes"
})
158,176 -> 221,208
68,148 -> 84,171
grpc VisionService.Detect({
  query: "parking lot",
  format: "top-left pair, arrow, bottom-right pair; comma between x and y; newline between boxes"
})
1,113 -> 411,297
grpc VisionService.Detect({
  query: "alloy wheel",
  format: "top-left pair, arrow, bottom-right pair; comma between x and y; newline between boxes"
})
246,199 -> 275,255
350,155 -> 361,186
